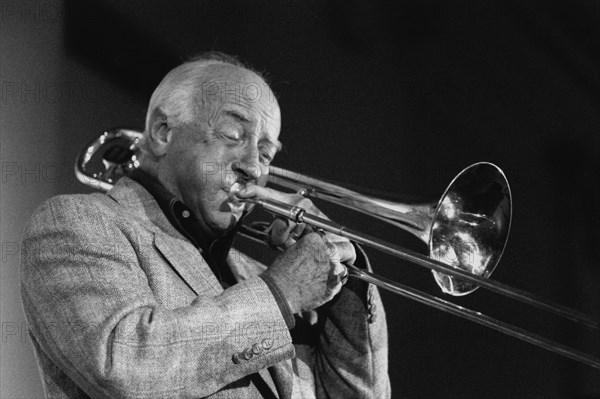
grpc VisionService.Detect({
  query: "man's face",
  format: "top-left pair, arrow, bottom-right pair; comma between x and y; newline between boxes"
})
159,65 -> 281,237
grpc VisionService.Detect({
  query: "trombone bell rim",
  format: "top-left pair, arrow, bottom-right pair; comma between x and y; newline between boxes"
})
429,162 -> 513,296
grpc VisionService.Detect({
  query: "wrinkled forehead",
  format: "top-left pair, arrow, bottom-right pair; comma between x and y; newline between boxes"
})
197,64 -> 280,120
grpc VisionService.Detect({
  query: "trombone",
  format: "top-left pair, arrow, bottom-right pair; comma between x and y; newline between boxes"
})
75,128 -> 600,370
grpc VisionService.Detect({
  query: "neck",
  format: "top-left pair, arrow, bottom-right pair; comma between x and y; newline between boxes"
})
139,157 -> 182,203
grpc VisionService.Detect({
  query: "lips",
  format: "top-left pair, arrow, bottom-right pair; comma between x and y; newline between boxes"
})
225,182 -> 246,214
227,201 -> 245,215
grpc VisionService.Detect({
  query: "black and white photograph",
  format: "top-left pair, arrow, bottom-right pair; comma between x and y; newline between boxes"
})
2,1 -> 599,398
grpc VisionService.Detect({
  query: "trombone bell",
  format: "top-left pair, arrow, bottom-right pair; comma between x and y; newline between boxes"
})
429,163 -> 511,295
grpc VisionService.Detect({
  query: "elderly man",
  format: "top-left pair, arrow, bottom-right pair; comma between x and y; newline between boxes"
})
21,52 -> 389,398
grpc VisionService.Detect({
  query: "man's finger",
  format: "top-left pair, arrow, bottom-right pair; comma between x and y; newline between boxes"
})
327,240 -> 357,265
235,183 -> 293,203
270,219 -> 307,247
326,266 -> 344,299
288,222 -> 307,241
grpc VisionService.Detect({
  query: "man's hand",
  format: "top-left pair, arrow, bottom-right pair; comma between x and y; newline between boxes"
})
236,184 -> 355,313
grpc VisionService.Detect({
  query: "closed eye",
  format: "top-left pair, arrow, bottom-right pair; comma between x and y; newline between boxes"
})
260,152 -> 274,165
259,142 -> 278,165
221,129 -> 242,141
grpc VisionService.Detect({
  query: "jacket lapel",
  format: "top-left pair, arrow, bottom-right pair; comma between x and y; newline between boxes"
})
153,231 -> 223,296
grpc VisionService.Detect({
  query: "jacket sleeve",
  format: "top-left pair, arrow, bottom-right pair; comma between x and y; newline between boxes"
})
20,195 -> 294,399
313,245 -> 391,399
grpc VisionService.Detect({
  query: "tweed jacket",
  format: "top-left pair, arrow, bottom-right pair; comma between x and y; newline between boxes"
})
20,177 -> 390,399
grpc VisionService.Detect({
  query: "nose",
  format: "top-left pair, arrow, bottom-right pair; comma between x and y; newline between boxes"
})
232,147 -> 262,183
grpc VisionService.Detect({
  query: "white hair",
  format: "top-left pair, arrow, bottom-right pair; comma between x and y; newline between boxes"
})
144,59 -> 222,133
140,53 -> 270,157
144,52 -> 267,134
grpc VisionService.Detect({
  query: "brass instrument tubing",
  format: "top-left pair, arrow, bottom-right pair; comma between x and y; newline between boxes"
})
346,264 -> 600,370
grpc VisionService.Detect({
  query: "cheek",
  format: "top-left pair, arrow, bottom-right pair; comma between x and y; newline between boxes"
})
173,142 -> 217,184
191,153 -> 236,190
170,138 -> 241,204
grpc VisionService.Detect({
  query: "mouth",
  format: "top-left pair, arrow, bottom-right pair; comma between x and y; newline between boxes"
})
225,182 -> 246,214
227,198 -> 245,214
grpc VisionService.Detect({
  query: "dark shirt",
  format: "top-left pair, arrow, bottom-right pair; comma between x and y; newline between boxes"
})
128,169 -> 294,329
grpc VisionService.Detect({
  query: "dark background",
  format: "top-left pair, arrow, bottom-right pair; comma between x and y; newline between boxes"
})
2,1 -> 599,398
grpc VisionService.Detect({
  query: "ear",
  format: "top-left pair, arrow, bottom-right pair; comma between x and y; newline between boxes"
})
146,108 -> 173,157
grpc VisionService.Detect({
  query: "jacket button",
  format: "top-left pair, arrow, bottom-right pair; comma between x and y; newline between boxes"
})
252,343 -> 262,355
242,348 -> 253,360
261,338 -> 273,350
232,353 -> 242,364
